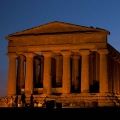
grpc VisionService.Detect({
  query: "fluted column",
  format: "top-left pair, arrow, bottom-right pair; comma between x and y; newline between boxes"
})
61,51 -> 71,94
17,55 -> 25,92
7,53 -> 17,96
25,53 -> 34,95
119,63 -> 120,94
43,52 -> 52,95
80,50 -> 90,93
116,62 -> 119,94
40,56 -> 44,87
72,55 -> 79,90
98,49 -> 109,93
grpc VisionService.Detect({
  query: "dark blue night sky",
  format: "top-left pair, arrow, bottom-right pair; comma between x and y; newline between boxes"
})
0,0 -> 120,96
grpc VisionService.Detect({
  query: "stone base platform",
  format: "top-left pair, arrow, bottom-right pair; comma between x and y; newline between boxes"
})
0,93 -> 120,108
25,93 -> 120,108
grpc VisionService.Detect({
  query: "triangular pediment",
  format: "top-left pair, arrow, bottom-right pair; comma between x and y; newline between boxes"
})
8,21 -> 109,37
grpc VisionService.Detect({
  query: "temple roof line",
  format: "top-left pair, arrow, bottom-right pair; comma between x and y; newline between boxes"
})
7,30 -> 101,37
6,21 -> 110,38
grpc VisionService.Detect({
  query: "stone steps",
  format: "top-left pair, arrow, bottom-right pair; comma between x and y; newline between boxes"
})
1,94 -> 120,108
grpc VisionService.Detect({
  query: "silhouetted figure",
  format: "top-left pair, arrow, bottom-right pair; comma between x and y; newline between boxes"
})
56,102 -> 62,109
30,94 -> 34,107
14,95 -> 18,107
46,100 -> 55,109
21,94 -> 26,107
9,96 -> 14,107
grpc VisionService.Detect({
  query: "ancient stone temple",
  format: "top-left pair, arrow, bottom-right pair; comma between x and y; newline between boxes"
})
5,21 -> 120,107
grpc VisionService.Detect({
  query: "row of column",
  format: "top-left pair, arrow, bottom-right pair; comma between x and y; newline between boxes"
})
108,56 -> 120,94
7,49 -> 109,96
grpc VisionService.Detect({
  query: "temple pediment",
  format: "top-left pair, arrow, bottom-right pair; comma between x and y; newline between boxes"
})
7,21 -> 109,37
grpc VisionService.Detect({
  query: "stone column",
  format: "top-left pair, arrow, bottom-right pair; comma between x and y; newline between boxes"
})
43,52 -> 52,95
116,62 -> 119,94
80,50 -> 90,93
72,55 -> 79,90
119,63 -> 120,94
98,49 -> 109,93
40,56 -> 44,87
25,53 -> 34,95
61,51 -> 71,94
113,62 -> 117,94
7,53 -> 17,96
17,55 -> 25,91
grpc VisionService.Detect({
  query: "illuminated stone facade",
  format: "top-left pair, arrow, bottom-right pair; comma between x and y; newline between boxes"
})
5,21 -> 120,107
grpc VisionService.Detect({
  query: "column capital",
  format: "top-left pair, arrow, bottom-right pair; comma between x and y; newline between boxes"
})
16,52 -> 24,55
71,49 -> 80,53
61,50 -> 71,56
98,49 -> 109,55
8,53 -> 17,58
79,50 -> 90,55
42,51 -> 53,57
17,54 -> 26,60
24,53 -> 34,58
